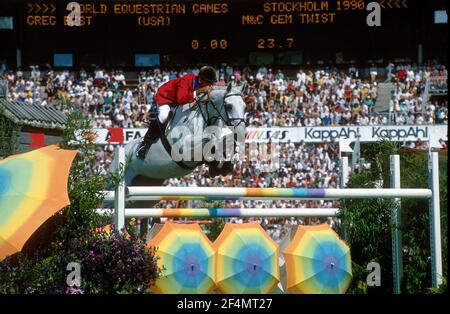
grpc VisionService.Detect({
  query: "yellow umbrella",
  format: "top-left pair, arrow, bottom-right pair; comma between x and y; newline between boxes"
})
146,222 -> 216,293
214,222 -> 280,294
0,145 -> 77,260
283,224 -> 352,294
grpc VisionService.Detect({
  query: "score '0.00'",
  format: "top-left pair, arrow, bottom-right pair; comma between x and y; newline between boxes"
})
191,39 -> 228,50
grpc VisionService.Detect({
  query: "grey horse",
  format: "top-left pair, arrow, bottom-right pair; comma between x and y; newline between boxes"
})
110,83 -> 247,237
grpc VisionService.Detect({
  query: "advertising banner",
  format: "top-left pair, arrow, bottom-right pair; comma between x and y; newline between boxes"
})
91,125 -> 447,150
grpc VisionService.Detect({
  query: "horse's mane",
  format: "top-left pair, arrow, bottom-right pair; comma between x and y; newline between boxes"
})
212,86 -> 227,91
211,85 -> 243,94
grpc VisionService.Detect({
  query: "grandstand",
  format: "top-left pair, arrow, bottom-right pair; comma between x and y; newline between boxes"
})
0,0 -> 447,241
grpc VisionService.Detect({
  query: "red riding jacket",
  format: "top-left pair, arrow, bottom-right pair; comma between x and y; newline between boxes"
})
154,73 -> 201,106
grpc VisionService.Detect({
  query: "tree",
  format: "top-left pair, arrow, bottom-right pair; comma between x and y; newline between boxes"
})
339,141 -> 447,294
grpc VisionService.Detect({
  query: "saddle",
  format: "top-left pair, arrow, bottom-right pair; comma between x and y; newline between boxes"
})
138,107 -> 196,170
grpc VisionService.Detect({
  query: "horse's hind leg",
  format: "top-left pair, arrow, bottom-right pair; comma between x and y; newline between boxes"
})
127,175 -> 165,241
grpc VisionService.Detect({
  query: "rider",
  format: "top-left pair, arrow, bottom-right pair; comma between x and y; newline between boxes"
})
137,65 -> 217,159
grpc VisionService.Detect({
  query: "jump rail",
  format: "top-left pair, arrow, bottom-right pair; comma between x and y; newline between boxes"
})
106,145 -> 442,290
104,187 -> 432,201
124,207 -> 340,218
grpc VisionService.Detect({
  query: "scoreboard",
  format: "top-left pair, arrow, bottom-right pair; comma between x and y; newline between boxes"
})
0,0 -> 439,66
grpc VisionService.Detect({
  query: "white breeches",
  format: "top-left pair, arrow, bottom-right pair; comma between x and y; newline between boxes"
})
158,104 -> 171,123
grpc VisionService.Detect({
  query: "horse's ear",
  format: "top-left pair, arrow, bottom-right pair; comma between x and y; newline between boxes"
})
240,82 -> 248,95
226,82 -> 232,93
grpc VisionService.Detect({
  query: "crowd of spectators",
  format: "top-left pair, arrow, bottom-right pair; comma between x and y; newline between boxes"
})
389,64 -> 448,125
2,63 -> 447,130
243,67 -> 380,127
1,62 -> 447,241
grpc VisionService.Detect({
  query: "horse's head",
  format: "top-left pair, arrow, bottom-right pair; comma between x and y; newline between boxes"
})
194,82 -> 246,164
203,82 -> 246,135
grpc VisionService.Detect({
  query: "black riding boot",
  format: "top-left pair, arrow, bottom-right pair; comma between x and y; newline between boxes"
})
136,119 -> 159,160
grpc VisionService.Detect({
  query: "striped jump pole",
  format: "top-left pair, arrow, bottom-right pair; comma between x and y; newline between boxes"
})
103,188 -> 432,202
118,186 -> 432,200
124,208 -> 340,218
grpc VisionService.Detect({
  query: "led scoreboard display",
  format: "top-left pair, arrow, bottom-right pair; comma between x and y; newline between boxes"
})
4,0 -> 417,65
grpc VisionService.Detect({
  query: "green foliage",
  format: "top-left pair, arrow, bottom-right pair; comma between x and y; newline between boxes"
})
399,150 -> 447,294
402,214 -> 430,293
0,230 -> 161,294
359,140 -> 399,186
427,278 -> 447,294
57,106 -> 122,243
339,141 -> 398,294
199,201 -> 226,241
346,262 -> 369,294
0,115 -> 20,158
0,253 -> 67,294
57,108 -> 103,241
204,218 -> 226,242
340,193 -> 395,292
340,141 -> 447,294
68,230 -> 161,294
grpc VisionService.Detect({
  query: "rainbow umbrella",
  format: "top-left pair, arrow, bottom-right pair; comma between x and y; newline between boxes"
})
214,222 -> 279,294
0,145 -> 77,261
146,222 -> 216,294
283,224 -> 352,294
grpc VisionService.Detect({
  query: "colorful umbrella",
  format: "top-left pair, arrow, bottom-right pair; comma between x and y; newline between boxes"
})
283,224 -> 352,294
214,222 -> 279,294
0,145 -> 77,261
146,222 -> 216,294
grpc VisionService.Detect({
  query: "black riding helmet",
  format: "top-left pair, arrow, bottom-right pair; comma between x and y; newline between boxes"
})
198,66 -> 217,84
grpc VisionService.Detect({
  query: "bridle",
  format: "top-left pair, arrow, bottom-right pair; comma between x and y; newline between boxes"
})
192,90 -> 245,128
